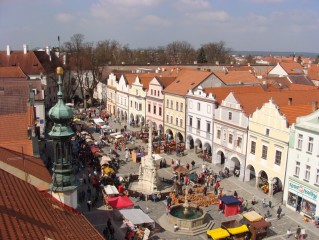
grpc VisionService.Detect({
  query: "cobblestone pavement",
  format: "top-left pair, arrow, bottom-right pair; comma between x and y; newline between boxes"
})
45,117 -> 319,240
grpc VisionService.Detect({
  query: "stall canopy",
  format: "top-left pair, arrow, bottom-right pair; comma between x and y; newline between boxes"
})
227,225 -> 249,235
100,155 -> 111,166
207,228 -> 230,240
242,211 -> 263,222
93,118 -> 105,125
104,185 -> 119,195
220,195 -> 241,217
119,209 -> 154,225
107,196 -> 134,209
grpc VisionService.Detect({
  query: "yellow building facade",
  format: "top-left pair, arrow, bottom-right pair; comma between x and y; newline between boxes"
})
164,93 -> 186,142
106,73 -> 117,116
246,99 -> 290,197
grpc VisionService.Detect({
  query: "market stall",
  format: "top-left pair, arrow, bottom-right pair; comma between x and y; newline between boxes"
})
242,211 -> 270,240
106,196 -> 134,209
104,185 -> 119,197
220,195 -> 241,217
221,220 -> 249,240
207,228 -> 230,240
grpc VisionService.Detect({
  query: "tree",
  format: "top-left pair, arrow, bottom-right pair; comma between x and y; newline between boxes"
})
197,47 -> 207,64
202,41 -> 232,64
315,55 -> 319,64
166,41 -> 195,64
245,54 -> 254,64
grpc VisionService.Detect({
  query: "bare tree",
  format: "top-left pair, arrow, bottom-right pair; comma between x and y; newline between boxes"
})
202,41 -> 232,64
166,41 -> 195,64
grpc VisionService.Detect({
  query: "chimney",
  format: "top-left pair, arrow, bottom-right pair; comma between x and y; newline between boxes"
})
288,98 -> 292,105
312,101 -> 318,112
45,46 -> 50,55
23,44 -> 28,54
6,45 -> 10,56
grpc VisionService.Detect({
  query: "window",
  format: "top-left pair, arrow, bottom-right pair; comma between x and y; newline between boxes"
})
130,101 -> 133,107
275,150 -> 282,165
151,89 -> 153,95
157,90 -> 159,96
295,161 -> 300,177
153,106 -> 156,114
136,90 -> 138,95
297,134 -> 303,149
180,119 -> 183,127
197,119 -> 201,130
223,130 -> 226,141
166,99 -> 169,107
206,122 -> 211,133
180,103 -> 183,111
166,115 -> 169,123
307,137 -> 313,153
228,112 -> 232,120
261,145 -> 268,159
237,137 -> 242,148
251,141 -> 256,154
207,105 -> 211,114
148,104 -> 151,113
305,165 -> 311,181
217,129 -> 221,139
229,134 -> 233,144
189,117 -> 193,127
170,100 -> 173,109
176,102 -> 179,111
159,107 -> 162,116
139,103 -> 142,111
316,169 -> 319,185
266,128 -> 270,136
170,116 -> 173,124
176,118 -> 178,126
197,103 -> 200,111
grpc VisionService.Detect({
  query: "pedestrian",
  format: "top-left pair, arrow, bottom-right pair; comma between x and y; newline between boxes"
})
252,195 -> 256,205
125,149 -> 129,162
173,224 -> 179,232
295,225 -> 301,239
203,185 -> 207,196
262,198 -> 266,209
243,200 -> 248,211
269,200 -> 272,209
103,226 -> 109,239
215,181 -> 220,189
166,195 -> 172,206
277,205 -> 282,219
191,160 -> 195,169
87,200 -> 92,211
234,190 -> 238,198
214,186 -> 218,195
166,205 -> 171,215
109,224 -> 115,240
186,162 -> 190,170
286,228 -> 292,239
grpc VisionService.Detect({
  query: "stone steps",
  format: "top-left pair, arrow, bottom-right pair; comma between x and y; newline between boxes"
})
158,214 -> 215,236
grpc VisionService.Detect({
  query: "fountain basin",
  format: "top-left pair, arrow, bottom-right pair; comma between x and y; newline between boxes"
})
168,204 -> 208,230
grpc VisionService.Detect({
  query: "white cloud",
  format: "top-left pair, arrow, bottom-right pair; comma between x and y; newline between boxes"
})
55,13 -> 75,22
186,10 -> 229,22
176,0 -> 210,9
91,0 -> 162,21
141,15 -> 172,26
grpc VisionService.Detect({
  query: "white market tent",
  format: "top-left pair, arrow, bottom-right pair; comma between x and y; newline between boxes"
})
119,209 -> 154,225
110,132 -> 122,137
100,155 -> 112,165
104,185 -> 119,195
93,118 -> 105,125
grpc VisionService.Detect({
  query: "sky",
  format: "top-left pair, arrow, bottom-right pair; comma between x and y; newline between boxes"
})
0,0 -> 319,53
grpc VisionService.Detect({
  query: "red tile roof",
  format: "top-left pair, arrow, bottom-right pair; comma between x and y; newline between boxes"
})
307,64 -> 319,81
163,69 -> 212,96
213,71 -> 261,85
0,169 -> 104,240
0,50 -> 60,75
279,62 -> 304,75
279,104 -> 314,125
0,66 -> 27,78
156,76 -> 176,88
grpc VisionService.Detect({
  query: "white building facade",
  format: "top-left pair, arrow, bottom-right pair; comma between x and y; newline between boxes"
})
284,110 -> 319,218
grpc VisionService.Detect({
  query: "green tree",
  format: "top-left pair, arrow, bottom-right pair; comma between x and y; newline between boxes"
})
197,47 -> 207,64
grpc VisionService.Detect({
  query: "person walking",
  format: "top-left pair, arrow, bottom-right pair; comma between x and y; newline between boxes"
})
262,198 -> 266,209
191,160 -> 195,170
277,205 -> 282,219
203,185 -> 207,196
243,200 -> 248,211
166,195 -> 172,206
87,200 -> 92,211
295,225 -> 301,239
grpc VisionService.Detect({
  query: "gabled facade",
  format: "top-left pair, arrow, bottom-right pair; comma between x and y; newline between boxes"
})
213,92 -> 249,181
106,73 -> 118,115
116,74 -> 131,123
269,62 -> 305,77
163,70 -> 220,143
246,99 -> 290,196
128,76 -> 151,126
186,86 -> 216,160
146,76 -> 175,133
284,108 -> 319,218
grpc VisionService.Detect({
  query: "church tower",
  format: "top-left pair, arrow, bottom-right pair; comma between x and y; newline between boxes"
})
48,67 -> 78,208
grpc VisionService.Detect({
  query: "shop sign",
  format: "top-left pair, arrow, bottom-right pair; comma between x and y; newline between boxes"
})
289,182 -> 318,201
